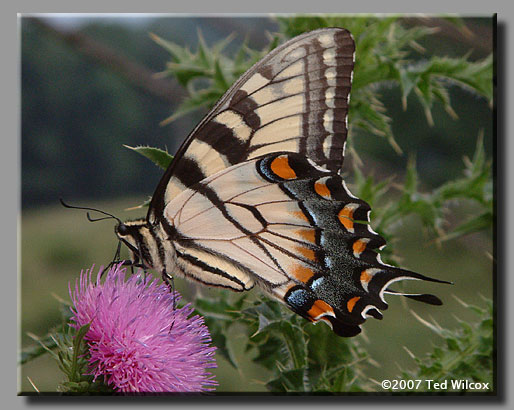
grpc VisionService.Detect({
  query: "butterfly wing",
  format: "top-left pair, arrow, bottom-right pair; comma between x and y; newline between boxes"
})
163,152 -> 446,337
148,28 -> 355,223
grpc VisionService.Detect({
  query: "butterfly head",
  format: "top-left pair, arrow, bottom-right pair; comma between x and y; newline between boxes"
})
115,219 -> 154,270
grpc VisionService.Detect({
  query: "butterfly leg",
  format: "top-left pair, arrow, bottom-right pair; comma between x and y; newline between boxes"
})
162,270 -> 176,331
162,270 -> 175,294
101,240 -> 124,277
135,246 -> 149,284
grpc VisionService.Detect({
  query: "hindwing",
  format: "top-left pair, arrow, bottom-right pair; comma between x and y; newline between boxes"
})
162,152 -> 446,337
148,28 -> 355,223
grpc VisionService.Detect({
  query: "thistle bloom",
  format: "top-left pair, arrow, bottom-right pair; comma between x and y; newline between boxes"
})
69,263 -> 217,393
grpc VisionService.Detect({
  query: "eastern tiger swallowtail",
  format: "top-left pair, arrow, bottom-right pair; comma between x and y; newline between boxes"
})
115,28 -> 449,337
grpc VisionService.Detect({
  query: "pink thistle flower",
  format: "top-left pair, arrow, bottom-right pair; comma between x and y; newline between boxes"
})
68,263 -> 217,393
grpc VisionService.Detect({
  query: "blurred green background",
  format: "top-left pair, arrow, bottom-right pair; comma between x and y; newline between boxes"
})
20,15 -> 493,393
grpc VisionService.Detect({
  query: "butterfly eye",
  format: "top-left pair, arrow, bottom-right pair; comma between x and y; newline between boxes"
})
117,223 -> 129,236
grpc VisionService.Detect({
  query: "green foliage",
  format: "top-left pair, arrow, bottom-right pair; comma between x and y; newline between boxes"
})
53,323 -> 113,393
398,298 -> 493,393
195,292 -> 494,393
20,333 -> 59,366
353,132 -> 492,245
195,293 -> 374,392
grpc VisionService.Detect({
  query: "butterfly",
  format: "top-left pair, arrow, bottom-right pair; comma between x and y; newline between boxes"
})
114,28 -> 449,337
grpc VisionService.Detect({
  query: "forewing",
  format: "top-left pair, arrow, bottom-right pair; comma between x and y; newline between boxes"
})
148,28 -> 355,223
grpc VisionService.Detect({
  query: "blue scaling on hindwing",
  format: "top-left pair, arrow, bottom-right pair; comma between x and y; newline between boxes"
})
285,286 -> 315,313
310,275 -> 325,292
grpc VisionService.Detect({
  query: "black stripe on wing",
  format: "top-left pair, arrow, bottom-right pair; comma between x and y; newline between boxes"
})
179,181 -> 289,280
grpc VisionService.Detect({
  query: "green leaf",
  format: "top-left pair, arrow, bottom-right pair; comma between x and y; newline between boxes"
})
124,145 -> 173,170
69,324 -> 91,383
213,58 -> 230,91
149,32 -> 190,63
251,334 -> 287,371
351,164 -> 392,208
194,293 -> 245,321
398,66 -> 420,106
426,55 -> 493,100
446,337 -> 460,352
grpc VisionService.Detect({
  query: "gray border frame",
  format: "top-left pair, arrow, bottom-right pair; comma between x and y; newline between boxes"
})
9,2 -> 510,408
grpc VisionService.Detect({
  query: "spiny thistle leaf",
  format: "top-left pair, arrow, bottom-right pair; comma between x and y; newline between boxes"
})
124,145 -> 173,170
360,132 -> 493,241
351,163 -> 392,208
398,299 -> 493,393
153,29 -> 281,123
266,368 -> 307,392
49,322 -> 113,393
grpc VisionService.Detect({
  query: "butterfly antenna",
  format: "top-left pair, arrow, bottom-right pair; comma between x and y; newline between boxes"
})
60,198 -> 122,224
87,213 -> 116,223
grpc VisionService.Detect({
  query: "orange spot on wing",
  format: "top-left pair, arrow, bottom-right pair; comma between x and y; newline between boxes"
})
296,228 -> 316,244
347,296 -> 361,313
352,238 -> 368,255
293,210 -> 310,223
314,182 -> 331,199
271,155 -> 297,179
308,299 -> 335,320
360,270 -> 373,284
292,264 -> 315,283
338,206 -> 355,231
297,246 -> 316,262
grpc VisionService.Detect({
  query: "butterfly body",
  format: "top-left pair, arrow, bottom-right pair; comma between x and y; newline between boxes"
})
115,28 -> 448,337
